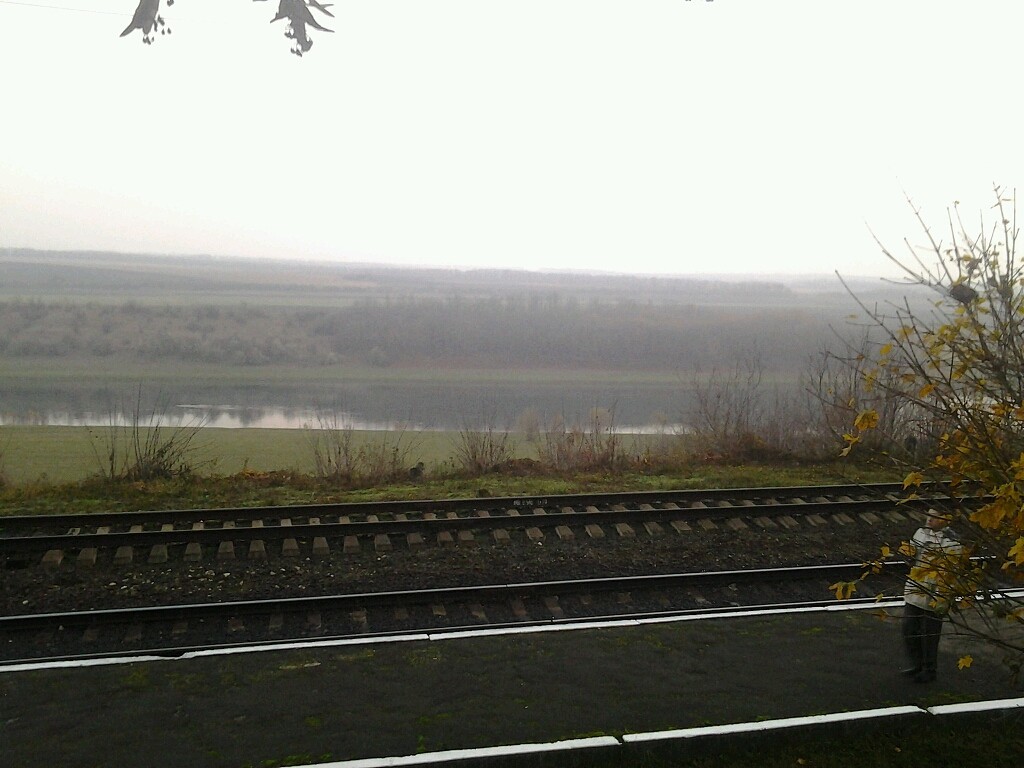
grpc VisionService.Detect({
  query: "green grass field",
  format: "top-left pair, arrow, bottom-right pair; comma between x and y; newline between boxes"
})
0,423 -> 900,496
0,426 -> 499,485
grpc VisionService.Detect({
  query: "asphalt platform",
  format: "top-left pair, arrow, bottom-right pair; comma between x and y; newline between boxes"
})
2,604 -> 1022,768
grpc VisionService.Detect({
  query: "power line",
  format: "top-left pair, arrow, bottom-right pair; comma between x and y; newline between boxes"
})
0,0 -> 129,16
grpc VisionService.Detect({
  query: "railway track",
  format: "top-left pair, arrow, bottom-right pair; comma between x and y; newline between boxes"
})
2,483 -> 963,664
1,482 -> 946,569
0,561 -> 906,665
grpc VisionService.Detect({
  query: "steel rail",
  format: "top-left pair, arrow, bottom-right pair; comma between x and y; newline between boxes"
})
0,497 -> 954,554
0,481 -> 949,532
0,561 -> 895,632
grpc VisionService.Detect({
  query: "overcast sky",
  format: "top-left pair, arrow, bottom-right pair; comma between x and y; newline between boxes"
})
1,0 -> 1021,278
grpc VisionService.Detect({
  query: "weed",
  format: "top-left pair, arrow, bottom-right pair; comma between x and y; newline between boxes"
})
450,416 -> 517,474
533,407 -> 623,472
406,647 -> 443,666
304,406 -> 421,487
570,730 -> 613,739
88,385 -> 206,482
122,665 -> 150,690
333,649 -> 376,663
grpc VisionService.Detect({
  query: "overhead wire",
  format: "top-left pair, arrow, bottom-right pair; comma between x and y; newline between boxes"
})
0,0 -> 129,16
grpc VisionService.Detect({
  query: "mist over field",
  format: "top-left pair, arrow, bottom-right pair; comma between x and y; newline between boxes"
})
0,249 -> 923,431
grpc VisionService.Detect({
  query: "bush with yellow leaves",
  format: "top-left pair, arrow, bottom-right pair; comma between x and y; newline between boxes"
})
839,187 -> 1024,676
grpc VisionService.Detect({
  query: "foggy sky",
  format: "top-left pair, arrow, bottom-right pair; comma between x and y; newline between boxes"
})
1,0 -> 1022,278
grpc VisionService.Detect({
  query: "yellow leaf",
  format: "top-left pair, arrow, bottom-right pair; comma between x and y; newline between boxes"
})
880,545 -> 892,558
918,384 -> 935,398
879,343 -> 893,356
902,472 -> 924,489
1009,537 -> 1024,566
958,655 -> 973,670
971,499 -> 1011,529
829,581 -> 857,600
854,410 -> 879,431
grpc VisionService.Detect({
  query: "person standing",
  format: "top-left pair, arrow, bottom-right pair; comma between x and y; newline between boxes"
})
902,509 -> 963,683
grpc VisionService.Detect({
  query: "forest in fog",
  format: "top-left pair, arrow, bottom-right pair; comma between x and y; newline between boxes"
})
0,296 -> 842,370
0,249 -> 912,372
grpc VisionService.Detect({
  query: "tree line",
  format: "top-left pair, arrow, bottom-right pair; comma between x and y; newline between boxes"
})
0,295 -> 841,370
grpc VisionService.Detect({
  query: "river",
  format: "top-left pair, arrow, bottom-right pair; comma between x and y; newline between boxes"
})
0,380 -> 690,433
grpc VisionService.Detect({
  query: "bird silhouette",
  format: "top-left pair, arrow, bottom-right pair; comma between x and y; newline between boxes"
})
121,0 -> 158,39
121,0 -> 170,44
256,0 -> 333,56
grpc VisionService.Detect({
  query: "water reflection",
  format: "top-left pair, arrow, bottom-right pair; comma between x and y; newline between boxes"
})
0,405 -> 418,431
0,405 -> 678,433
0,381 -> 694,433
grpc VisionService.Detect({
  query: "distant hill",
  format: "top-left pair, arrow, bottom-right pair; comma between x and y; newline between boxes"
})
0,248 -> 921,310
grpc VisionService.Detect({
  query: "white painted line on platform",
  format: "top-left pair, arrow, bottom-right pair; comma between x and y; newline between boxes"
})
431,619 -> 641,640
288,736 -> 621,767
634,600 -> 906,627
928,697 -> 1024,715
0,634 -> 430,673
0,654 -> 176,673
622,705 -> 925,742
180,633 -> 430,660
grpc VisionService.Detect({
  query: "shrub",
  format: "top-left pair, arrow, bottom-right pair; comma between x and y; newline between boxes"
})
533,407 -> 622,472
450,419 -> 517,474
89,387 -> 205,481
304,407 -> 421,486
